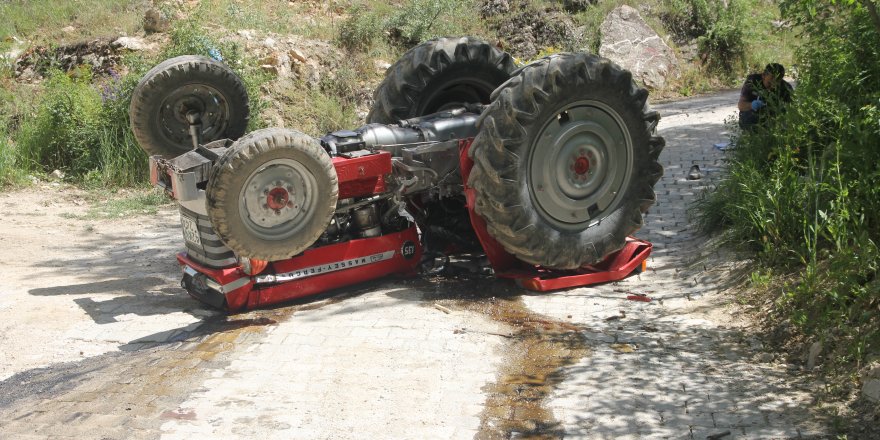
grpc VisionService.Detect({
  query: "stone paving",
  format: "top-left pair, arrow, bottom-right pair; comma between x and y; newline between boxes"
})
0,91 -> 830,439
521,91 -> 826,439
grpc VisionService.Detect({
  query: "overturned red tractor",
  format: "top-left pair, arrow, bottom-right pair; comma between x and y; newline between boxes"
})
130,37 -> 664,312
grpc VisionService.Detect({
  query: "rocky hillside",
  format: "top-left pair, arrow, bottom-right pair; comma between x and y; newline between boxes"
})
0,0 -> 794,186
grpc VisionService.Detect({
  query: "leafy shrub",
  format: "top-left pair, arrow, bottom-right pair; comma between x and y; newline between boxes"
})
659,0 -> 747,76
7,22 -> 268,187
696,1 -> 880,373
338,4 -> 390,52
15,67 -> 148,186
338,0 -> 483,51
697,0 -> 747,76
660,0 -> 715,42
17,69 -> 105,177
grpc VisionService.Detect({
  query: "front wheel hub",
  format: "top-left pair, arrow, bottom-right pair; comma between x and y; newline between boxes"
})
266,187 -> 292,211
239,158 -> 316,238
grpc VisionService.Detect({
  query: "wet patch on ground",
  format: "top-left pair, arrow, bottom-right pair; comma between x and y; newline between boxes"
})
417,274 -> 591,439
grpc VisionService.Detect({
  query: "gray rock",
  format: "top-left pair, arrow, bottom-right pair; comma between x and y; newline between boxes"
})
143,8 -> 170,34
598,5 -> 677,89
806,341 -> 822,370
863,379 -> 880,402
757,352 -> 774,363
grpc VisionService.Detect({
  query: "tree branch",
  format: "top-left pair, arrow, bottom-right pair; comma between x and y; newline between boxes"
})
862,0 -> 880,35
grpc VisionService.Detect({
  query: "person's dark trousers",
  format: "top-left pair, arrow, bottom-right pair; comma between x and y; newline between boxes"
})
739,110 -> 759,130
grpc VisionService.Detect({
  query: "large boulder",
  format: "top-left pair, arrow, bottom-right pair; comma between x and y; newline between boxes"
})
599,5 -> 677,89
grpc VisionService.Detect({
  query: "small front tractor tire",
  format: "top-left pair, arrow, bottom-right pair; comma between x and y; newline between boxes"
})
206,128 -> 338,261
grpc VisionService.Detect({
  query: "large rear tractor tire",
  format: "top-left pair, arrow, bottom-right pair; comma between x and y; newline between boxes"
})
206,128 -> 338,261
130,55 -> 249,158
469,53 -> 665,269
367,37 -> 516,123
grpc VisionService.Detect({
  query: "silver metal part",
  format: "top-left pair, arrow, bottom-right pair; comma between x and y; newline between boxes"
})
390,139 -> 462,196
152,147 -> 226,202
352,205 -> 381,238
529,101 -> 633,230
254,251 -> 396,285
184,265 -> 250,293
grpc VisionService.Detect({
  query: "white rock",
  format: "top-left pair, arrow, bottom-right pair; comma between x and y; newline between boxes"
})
806,341 -> 822,370
375,60 -> 392,71
290,48 -> 307,64
598,5 -> 678,89
112,36 -> 153,51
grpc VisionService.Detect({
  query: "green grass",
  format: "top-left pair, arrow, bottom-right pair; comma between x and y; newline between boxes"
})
165,0 -> 346,41
60,188 -> 172,220
0,0 -> 147,51
338,0 -> 488,52
694,2 -> 880,397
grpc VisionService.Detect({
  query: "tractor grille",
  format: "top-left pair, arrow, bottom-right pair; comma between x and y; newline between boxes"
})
178,205 -> 237,268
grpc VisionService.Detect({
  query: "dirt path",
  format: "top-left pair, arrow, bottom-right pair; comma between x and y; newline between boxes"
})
0,91 -> 829,439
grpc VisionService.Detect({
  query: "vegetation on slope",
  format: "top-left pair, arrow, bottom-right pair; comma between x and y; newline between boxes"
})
695,0 -> 880,431
0,0 -> 795,186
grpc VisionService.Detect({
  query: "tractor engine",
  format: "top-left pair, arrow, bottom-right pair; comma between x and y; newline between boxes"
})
316,106 -> 481,245
316,107 -> 481,249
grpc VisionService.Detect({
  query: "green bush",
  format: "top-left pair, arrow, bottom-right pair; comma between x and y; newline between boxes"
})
697,6 -> 747,76
696,2 -> 880,371
5,21 -> 268,188
15,67 -> 148,186
338,0 -> 483,52
338,4 -> 389,52
659,0 -> 748,76
660,0 -> 715,41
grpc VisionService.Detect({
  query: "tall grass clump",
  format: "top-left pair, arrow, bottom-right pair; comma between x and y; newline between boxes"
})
8,20 -> 268,188
659,0 -> 749,77
0,124 -> 28,186
696,1 -> 880,373
14,66 -> 150,187
338,0 -> 484,52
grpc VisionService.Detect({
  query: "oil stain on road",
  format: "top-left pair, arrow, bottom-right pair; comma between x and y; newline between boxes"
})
421,274 -> 591,439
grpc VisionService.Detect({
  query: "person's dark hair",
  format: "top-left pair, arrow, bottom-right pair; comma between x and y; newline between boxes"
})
764,63 -> 785,79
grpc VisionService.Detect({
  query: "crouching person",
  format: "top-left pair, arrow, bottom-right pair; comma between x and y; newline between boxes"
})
738,63 -> 793,130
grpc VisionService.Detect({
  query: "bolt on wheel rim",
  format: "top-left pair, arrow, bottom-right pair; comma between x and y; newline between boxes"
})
528,101 -> 633,231
239,158 -> 318,241
159,83 -> 230,146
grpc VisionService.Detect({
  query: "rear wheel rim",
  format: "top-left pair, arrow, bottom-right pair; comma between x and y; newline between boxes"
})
238,158 -> 319,241
158,83 -> 230,146
528,100 -> 633,231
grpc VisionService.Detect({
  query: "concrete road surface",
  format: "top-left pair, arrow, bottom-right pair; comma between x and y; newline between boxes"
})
0,91 -> 827,439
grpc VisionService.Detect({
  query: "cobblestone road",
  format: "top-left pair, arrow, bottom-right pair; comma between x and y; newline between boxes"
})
0,91 -> 828,439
